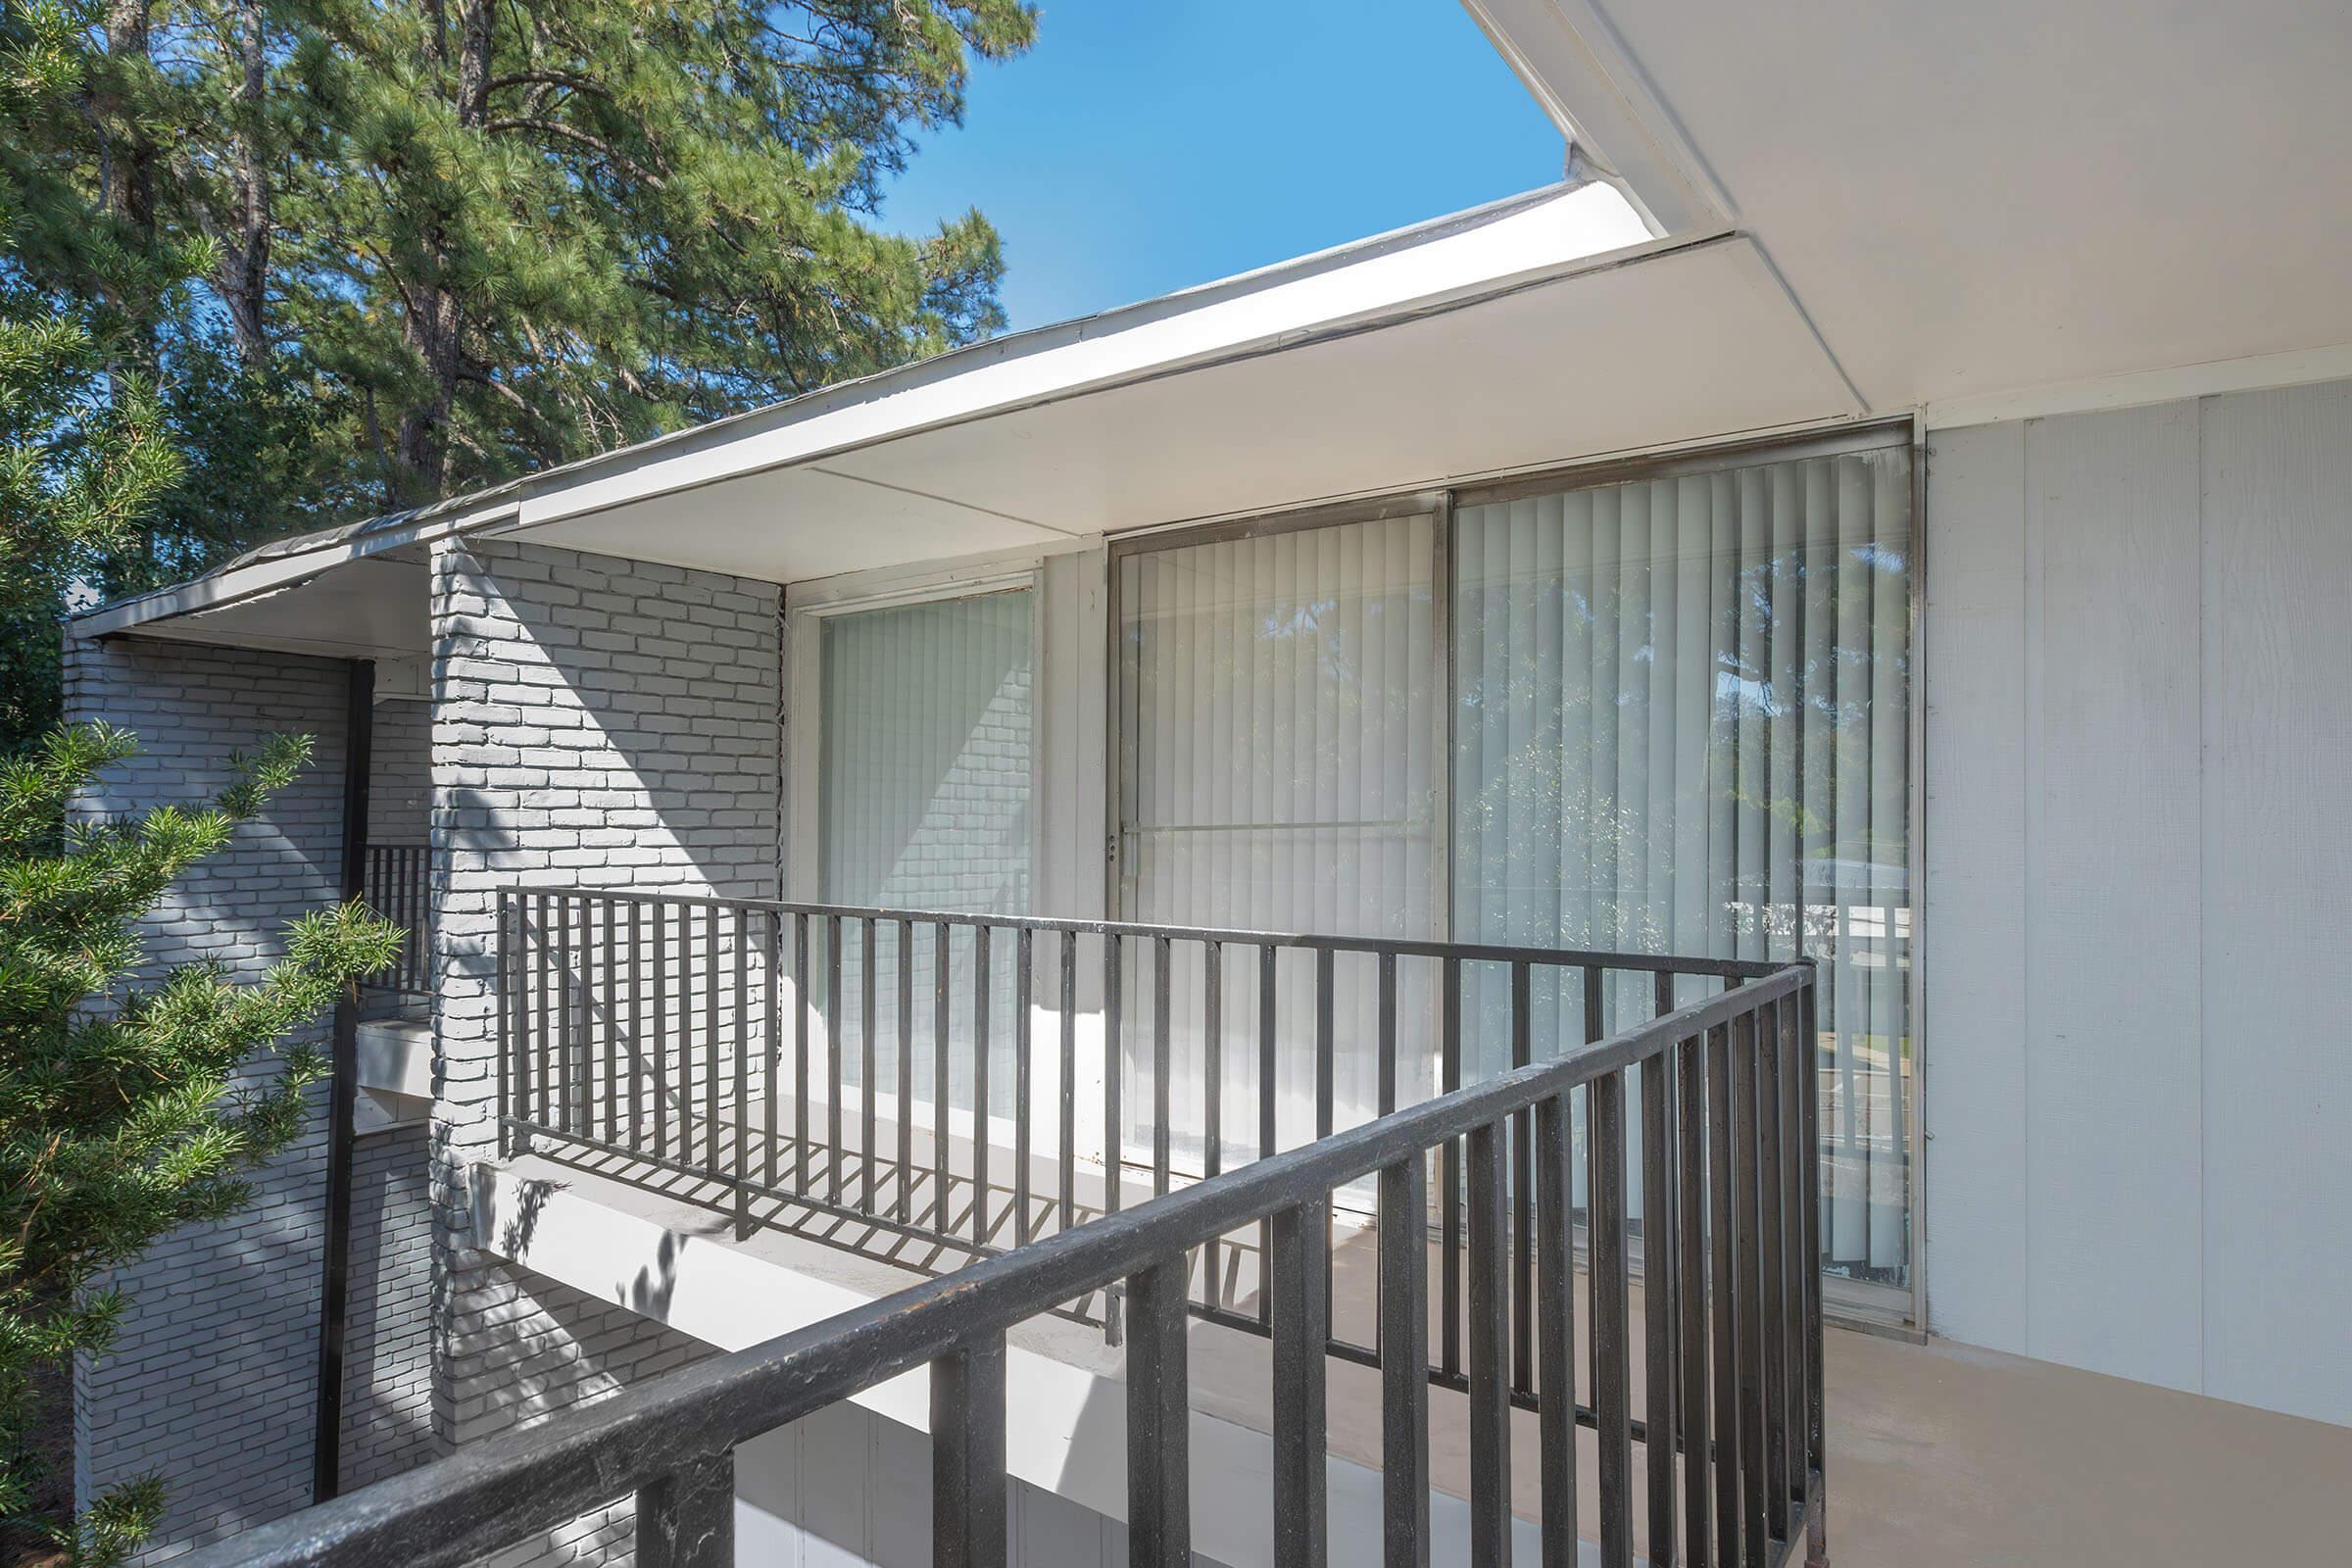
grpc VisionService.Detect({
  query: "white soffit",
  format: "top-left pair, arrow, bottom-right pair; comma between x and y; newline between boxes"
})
104,555 -> 431,661
519,232 -> 1859,579
1537,0 -> 2352,411
514,183 -> 1658,527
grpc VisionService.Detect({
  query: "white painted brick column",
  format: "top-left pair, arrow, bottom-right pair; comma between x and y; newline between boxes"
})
427,535 -> 780,1566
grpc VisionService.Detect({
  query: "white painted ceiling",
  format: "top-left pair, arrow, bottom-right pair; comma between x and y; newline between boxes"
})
1578,0 -> 2352,411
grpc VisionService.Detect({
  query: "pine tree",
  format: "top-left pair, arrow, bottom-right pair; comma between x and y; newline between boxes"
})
2,19 -> 401,1548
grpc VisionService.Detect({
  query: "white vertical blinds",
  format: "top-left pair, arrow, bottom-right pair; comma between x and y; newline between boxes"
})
1116,517 -> 1438,1169
820,589 -> 1034,1112
1452,446 -> 1913,1284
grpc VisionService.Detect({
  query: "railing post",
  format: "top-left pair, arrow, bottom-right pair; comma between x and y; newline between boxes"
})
1126,1255 -> 1191,1568
1271,1198 -> 1330,1568
1591,1071 -> 1633,1568
935,1335 -> 1009,1568
1800,961 -> 1828,1568
636,1449 -> 734,1568
1379,1158 -> 1430,1568
1533,1093 -> 1578,1568
1467,1118 -> 1510,1568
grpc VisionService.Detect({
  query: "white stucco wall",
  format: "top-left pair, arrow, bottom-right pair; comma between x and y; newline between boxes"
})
1922,377 -> 2352,1425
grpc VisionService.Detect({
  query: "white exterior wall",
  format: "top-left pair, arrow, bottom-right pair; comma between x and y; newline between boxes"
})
428,534 -> 781,1564
1923,377 -> 2352,1425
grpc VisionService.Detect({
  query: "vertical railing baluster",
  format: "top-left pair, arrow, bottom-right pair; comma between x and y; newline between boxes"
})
630,902 -> 646,1157
1583,963 -> 1605,1405
1202,940 -> 1223,1304
1678,1027 -> 1714,1567
1800,964 -> 1826,1567
1256,944 -> 1276,1328
1104,932 -> 1123,1220
1778,991 -> 1808,1527
1014,926 -> 1034,1246
1758,998 -> 1790,1548
1271,1198 -> 1330,1568
1707,1019 -> 1742,1567
497,891 -> 514,1158
973,923 -> 992,1247
793,912 -> 808,1196
1467,1118 -> 1510,1568
1510,960 -> 1534,1399
1733,1007 -> 1767,1567
1152,934 -> 1172,1200
612,893 -> 630,1142
1314,946 -> 1336,1327
765,910 -> 780,1192
826,913 -> 843,1205
1441,956 -> 1463,1380
900,918 -> 915,1227
635,1449 -> 734,1568
734,908 -> 751,1236
862,915 -> 878,1215
933,1334 -> 1008,1568
1592,1070 -> 1633,1568
1534,1092 -> 1579,1568
935,920 -> 952,1235
1643,1035 -> 1680,1568
653,901 -> 669,1161
705,905 -> 721,1180
1380,1157 -> 1430,1568
1126,1255 -> 1191,1568
555,894 -> 573,1134
1058,930 -> 1077,1236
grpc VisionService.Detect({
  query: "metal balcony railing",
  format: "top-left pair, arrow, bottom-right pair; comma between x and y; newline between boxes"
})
183,934 -> 1823,1568
358,843 -> 430,998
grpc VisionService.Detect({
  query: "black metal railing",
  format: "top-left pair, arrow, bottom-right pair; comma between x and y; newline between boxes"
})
493,890 -> 1789,1314
359,843 -> 430,997
187,953 -> 1821,1568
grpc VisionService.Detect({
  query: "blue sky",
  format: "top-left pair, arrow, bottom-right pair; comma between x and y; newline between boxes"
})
881,1 -> 1566,331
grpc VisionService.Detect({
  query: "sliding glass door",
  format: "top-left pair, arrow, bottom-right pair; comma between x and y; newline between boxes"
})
1114,515 -> 1440,1171
1452,441 -> 1914,1285
1111,433 -> 1916,1287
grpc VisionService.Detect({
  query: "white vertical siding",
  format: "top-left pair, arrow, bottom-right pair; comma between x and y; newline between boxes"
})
1925,379 -> 2352,1425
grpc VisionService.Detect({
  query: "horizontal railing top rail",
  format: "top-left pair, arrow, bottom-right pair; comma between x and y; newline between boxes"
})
528,885 -> 1789,980
186,959 -> 1823,1568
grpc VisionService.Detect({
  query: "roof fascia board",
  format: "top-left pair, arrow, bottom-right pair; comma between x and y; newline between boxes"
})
1458,0 -> 1735,236
515,187 -> 1675,531
74,503 -> 514,638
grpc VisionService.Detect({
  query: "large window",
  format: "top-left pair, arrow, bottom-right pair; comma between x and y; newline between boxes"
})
818,587 -> 1034,1110
1113,435 -> 1916,1286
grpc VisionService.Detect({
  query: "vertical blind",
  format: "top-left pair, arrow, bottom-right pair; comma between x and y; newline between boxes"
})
1115,517 -> 1438,1170
819,589 -> 1034,1114
1453,445 -> 1913,1284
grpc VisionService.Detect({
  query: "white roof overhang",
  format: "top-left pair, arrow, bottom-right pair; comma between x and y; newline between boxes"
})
1469,0 -> 2352,422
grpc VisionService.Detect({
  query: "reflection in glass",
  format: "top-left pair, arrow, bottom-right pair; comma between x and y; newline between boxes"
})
1453,447 -> 1913,1286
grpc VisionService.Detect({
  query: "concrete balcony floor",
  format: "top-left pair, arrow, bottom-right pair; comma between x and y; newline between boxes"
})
481,1110 -> 2352,1566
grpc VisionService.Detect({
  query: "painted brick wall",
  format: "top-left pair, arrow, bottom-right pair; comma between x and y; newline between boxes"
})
61,635 -> 344,1563
429,535 -> 780,1564
338,1124 -> 437,1490
369,697 -> 433,844
62,634 -> 444,1561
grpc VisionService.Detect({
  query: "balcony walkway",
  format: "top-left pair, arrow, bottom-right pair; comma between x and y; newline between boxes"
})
478,1129 -> 2352,1566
